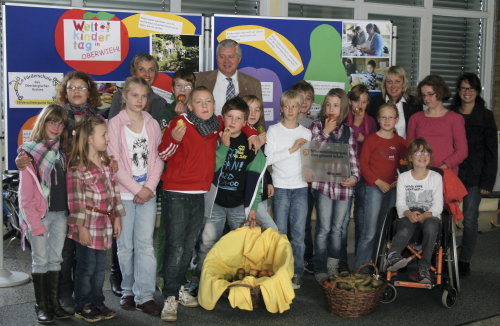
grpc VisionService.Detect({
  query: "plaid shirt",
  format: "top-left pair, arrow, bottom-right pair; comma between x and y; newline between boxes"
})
67,163 -> 125,250
310,120 -> 359,200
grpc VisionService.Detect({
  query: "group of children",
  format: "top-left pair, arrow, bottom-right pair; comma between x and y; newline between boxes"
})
19,61 -> 445,324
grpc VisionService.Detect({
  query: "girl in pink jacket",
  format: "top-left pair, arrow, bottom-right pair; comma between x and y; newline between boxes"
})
18,104 -> 71,323
107,76 -> 164,316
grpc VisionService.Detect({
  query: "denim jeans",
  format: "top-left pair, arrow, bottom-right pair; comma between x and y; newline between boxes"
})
195,203 -> 246,276
74,242 -> 107,311
117,198 -> 157,304
459,186 -> 481,263
389,216 -> 441,267
353,177 -> 366,255
313,191 -> 352,274
30,211 -> 67,274
256,200 -> 278,230
273,187 -> 308,276
354,186 -> 396,269
162,191 -> 204,298
339,197 -> 354,262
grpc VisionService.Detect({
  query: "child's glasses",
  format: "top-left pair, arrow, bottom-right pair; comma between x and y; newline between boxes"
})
413,151 -> 430,156
67,86 -> 88,92
174,85 -> 193,90
47,120 -> 64,128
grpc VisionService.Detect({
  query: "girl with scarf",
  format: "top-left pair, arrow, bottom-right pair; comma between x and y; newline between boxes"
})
18,104 -> 71,323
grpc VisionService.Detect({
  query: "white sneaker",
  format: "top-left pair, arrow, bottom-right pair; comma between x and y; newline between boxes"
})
327,257 -> 339,276
161,296 -> 178,322
178,285 -> 199,307
292,274 -> 303,290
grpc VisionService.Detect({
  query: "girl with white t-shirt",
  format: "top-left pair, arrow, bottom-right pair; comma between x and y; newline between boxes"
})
386,138 -> 443,284
107,76 -> 164,315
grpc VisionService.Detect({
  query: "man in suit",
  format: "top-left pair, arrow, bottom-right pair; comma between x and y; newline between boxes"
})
196,39 -> 262,115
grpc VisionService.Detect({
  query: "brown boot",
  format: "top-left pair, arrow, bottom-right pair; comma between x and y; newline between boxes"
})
46,271 -> 71,319
32,273 -> 54,324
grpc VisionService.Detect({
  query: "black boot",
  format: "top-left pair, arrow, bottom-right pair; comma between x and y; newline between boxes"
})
32,273 -> 54,324
46,271 -> 71,319
59,238 -> 76,315
110,237 -> 123,297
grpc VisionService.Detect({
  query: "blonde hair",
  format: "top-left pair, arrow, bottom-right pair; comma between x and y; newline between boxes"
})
121,76 -> 150,110
377,102 -> 399,118
407,138 -> 433,169
30,104 -> 68,151
381,66 -> 410,102
319,88 -> 349,125
68,115 -> 110,170
279,90 -> 303,120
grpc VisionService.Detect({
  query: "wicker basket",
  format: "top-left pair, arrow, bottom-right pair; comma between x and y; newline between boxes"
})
227,283 -> 263,309
322,262 -> 387,317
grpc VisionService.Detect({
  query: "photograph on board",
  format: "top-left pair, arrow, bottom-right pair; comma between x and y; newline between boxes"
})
342,21 -> 392,58
151,34 -> 201,73
344,58 -> 390,91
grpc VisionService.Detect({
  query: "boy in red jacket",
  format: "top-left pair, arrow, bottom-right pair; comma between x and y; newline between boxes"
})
157,86 -> 258,322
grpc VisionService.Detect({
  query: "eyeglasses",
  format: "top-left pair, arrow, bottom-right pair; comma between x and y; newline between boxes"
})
422,92 -> 436,98
379,116 -> 396,121
47,120 -> 64,128
459,87 -> 475,93
174,85 -> 193,90
413,151 -> 430,157
67,86 -> 88,92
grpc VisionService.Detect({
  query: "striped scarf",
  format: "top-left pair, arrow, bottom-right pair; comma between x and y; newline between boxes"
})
19,139 -> 64,199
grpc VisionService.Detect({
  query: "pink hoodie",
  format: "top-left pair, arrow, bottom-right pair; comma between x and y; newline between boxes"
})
18,163 -> 48,238
107,110 -> 164,195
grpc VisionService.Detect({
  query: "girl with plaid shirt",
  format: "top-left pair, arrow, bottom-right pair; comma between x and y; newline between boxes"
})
67,115 -> 125,322
310,88 -> 359,282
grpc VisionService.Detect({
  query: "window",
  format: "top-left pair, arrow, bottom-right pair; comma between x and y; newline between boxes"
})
288,4 -> 354,20
369,14 -> 421,88
182,0 -> 260,15
83,0 -> 170,11
433,0 -> 486,11
365,0 -> 423,5
430,15 -> 483,90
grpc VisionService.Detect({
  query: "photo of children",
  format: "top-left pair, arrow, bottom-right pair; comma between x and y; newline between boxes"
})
345,58 -> 389,91
342,21 -> 392,58
151,34 -> 201,73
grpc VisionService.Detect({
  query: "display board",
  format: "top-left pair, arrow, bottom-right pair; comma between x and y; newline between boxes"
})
2,3 -> 203,170
212,15 -> 392,125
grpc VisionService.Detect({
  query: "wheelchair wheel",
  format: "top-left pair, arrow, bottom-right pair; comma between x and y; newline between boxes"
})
380,283 -> 397,303
445,217 -> 460,293
441,286 -> 458,308
375,208 -> 396,272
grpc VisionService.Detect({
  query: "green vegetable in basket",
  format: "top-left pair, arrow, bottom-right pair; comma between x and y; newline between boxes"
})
371,279 -> 384,288
358,285 -> 375,292
337,282 -> 353,290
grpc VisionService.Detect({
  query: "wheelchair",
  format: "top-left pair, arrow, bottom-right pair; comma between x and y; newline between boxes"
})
374,207 -> 460,308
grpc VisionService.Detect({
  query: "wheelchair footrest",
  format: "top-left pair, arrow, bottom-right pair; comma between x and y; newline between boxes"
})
394,281 -> 433,289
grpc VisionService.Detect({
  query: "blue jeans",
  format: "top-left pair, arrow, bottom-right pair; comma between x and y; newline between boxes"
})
339,197 -> 354,263
256,200 -> 278,230
459,186 -> 481,263
117,198 -> 157,304
313,191 -> 352,274
354,186 -> 396,269
30,211 -> 67,274
162,191 -> 204,298
196,203 -> 246,276
273,187 -> 308,276
74,242 -> 107,311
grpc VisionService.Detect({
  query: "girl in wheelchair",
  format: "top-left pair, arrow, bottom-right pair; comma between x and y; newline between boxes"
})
386,138 -> 443,284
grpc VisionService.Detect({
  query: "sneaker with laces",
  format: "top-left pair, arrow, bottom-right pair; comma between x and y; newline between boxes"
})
386,253 -> 412,272
327,258 -> 339,276
75,304 -> 101,323
95,304 -> 117,320
292,274 -> 303,290
418,266 -> 431,284
161,296 -> 178,322
178,285 -> 199,307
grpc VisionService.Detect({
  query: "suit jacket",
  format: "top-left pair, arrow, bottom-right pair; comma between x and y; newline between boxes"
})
195,70 -> 263,101
367,94 -> 422,131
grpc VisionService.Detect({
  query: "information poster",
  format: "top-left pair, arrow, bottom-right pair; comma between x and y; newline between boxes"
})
301,141 -> 351,183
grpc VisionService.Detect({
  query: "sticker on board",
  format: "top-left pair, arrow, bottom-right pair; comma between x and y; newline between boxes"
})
54,9 -> 130,75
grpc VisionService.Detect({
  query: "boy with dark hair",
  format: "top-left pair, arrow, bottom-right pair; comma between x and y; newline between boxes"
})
193,96 -> 267,284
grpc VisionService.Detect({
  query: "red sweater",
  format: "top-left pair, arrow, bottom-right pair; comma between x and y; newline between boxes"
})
361,133 -> 407,186
158,114 -> 257,192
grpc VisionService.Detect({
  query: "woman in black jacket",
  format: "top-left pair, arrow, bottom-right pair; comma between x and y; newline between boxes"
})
367,65 -> 422,138
450,72 -> 498,277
